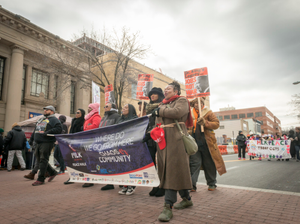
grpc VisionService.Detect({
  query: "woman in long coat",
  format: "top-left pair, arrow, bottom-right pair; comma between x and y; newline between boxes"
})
152,81 -> 193,222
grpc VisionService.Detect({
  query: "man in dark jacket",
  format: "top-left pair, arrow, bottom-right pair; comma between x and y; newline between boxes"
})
236,131 -> 247,160
99,103 -> 121,128
99,102 -> 121,190
54,115 -> 68,174
4,123 -> 27,171
295,127 -> 300,162
0,128 -> 6,168
29,105 -> 62,186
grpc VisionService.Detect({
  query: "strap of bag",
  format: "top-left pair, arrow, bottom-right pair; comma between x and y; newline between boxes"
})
166,105 -> 184,135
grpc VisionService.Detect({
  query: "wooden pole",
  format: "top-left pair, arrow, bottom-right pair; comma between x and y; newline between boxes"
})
140,100 -> 144,117
198,97 -> 204,132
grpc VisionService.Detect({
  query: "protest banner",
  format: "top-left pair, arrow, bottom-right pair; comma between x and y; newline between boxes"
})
104,84 -> 115,104
136,74 -> 154,116
56,116 -> 160,187
184,67 -> 210,99
247,140 -> 291,159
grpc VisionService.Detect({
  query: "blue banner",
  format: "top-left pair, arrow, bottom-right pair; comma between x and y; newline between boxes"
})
56,116 -> 160,187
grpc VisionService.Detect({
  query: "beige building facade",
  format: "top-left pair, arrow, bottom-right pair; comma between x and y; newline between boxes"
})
0,7 -> 90,133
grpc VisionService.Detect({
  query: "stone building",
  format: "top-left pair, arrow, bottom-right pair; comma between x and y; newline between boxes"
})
0,6 -> 90,133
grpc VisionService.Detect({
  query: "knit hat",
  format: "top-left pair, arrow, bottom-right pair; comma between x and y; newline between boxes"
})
0,128 -> 4,133
150,125 -> 166,150
148,87 -> 164,99
190,97 -> 206,107
12,122 -> 19,128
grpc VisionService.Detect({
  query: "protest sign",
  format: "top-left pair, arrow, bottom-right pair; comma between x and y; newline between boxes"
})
247,140 -> 291,159
184,67 -> 210,99
56,117 -> 160,187
136,74 -> 154,100
92,81 -> 101,104
104,84 -> 115,104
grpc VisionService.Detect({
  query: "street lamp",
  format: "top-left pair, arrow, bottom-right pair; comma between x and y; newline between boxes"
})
293,81 -> 300,85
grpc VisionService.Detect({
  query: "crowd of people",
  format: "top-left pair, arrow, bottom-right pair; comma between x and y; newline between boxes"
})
0,80 -> 229,222
236,129 -> 300,161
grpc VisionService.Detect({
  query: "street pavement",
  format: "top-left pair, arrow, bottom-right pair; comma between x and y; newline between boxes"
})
198,154 -> 300,193
1,161 -> 300,224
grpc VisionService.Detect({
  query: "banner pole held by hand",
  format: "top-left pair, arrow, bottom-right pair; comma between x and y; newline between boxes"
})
141,100 -> 144,117
198,97 -> 204,132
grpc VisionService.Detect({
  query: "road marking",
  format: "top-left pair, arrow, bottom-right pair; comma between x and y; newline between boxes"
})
196,183 -> 300,196
226,166 -> 238,170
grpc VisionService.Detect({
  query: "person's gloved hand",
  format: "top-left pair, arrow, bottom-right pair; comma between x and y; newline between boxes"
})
29,140 -> 33,146
43,131 -> 49,137
142,133 -> 151,143
197,117 -> 206,126
152,108 -> 160,117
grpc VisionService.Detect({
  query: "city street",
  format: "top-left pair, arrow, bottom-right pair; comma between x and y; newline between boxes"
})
1,153 -> 300,224
198,154 -> 300,193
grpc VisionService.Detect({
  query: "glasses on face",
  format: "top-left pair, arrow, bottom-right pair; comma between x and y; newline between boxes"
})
76,112 -> 81,114
104,105 -> 109,108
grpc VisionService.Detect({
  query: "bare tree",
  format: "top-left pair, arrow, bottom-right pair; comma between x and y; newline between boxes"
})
72,26 -> 151,111
289,93 -> 300,121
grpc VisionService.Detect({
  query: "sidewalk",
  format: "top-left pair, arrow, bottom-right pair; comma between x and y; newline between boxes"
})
1,169 -> 299,224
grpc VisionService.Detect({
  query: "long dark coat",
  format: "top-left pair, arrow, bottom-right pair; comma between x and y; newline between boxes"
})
155,97 -> 193,191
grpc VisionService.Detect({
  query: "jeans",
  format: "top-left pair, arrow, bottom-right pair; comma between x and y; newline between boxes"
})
54,144 -> 65,172
7,150 -> 26,170
35,142 -> 57,182
295,145 -> 300,160
189,143 -> 217,189
238,144 -> 246,158
165,189 -> 190,207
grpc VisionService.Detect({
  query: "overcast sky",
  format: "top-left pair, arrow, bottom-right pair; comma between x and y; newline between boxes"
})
2,0 -> 300,128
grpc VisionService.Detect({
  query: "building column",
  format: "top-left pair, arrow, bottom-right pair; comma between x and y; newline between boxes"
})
57,75 -> 71,116
76,80 -> 90,112
4,46 -> 25,132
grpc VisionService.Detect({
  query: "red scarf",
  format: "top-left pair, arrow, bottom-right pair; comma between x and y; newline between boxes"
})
162,95 -> 193,128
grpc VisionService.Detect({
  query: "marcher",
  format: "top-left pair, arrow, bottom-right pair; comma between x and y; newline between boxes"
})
82,103 -> 101,188
64,109 -> 85,185
189,98 -> 226,193
54,115 -> 68,174
144,87 -> 165,197
24,142 -> 39,180
29,105 -> 62,186
4,123 -> 27,171
152,81 -> 193,222
236,131 -> 247,160
294,127 -> 300,162
138,101 -> 147,117
118,104 -> 138,195
100,102 -> 121,190
288,130 -> 296,159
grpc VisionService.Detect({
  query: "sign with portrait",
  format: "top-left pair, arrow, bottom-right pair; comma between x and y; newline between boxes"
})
104,84 -> 115,104
136,74 -> 154,100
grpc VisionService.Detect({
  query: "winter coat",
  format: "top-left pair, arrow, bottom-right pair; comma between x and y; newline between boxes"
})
288,133 -> 296,157
4,126 -> 26,151
191,107 -> 226,176
236,134 -> 247,146
99,110 -> 121,127
70,109 -> 85,134
155,97 -> 193,191
83,113 -> 101,131
295,132 -> 300,146
30,114 -> 62,144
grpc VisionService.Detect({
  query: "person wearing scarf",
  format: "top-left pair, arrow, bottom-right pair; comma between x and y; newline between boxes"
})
144,87 -> 165,197
151,81 -> 193,222
64,108 -> 86,185
82,103 -> 101,188
117,104 -> 138,195
189,98 -> 226,193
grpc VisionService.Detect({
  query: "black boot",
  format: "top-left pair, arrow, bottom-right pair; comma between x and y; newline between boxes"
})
149,187 -> 159,196
155,188 -> 165,197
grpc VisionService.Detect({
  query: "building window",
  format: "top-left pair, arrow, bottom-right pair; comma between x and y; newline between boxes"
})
247,113 -> 253,118
70,81 -> 76,114
53,76 -> 58,99
131,83 -> 137,98
255,112 -> 262,117
220,125 -> 225,129
21,65 -> 26,104
218,116 -> 223,121
224,115 -> 230,120
231,114 -> 238,119
30,69 -> 49,99
0,57 -> 5,100
239,114 -> 245,118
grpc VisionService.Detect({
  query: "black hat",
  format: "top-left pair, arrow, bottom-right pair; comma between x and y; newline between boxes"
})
148,87 -> 164,99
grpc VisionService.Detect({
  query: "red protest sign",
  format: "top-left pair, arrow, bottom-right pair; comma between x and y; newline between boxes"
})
104,84 -> 115,104
184,67 -> 210,99
136,74 -> 154,100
